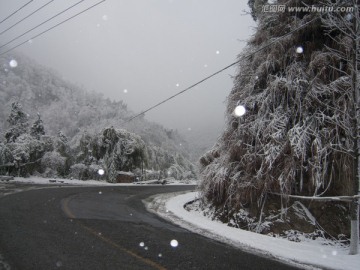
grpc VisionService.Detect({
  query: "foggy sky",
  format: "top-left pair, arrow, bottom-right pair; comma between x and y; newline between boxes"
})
0,0 -> 254,138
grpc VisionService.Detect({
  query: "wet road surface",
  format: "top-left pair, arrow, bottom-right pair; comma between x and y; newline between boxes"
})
0,184 -> 303,269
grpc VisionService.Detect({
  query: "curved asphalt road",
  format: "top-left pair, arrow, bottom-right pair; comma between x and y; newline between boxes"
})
0,185 -> 302,270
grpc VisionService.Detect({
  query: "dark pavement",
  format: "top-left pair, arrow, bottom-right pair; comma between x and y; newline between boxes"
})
0,184 -> 303,269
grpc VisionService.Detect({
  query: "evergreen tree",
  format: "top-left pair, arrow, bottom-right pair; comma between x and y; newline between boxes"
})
30,113 -> 45,140
58,130 -> 68,144
5,102 -> 29,143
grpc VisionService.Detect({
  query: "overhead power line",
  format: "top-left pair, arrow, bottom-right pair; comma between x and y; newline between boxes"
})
0,0 -> 34,25
0,0 -> 55,36
0,0 -> 106,56
0,0 -> 87,50
126,16 -> 320,123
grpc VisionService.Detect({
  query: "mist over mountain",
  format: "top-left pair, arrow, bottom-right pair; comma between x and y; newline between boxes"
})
0,53 -> 201,181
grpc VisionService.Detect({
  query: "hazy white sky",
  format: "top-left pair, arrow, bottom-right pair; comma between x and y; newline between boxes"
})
0,0 -> 255,136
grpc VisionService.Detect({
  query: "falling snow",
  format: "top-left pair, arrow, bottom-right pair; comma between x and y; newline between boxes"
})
170,239 -> 178,247
234,105 -> 246,117
9,60 -> 17,68
345,13 -> 353,21
296,46 -> 303,54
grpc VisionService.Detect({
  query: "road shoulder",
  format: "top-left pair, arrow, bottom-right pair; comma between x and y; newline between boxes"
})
145,191 -> 360,270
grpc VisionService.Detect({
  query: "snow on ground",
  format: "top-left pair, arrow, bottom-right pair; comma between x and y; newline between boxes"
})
6,176 -> 197,186
11,176 -> 122,186
147,191 -> 360,270
3,177 -> 359,269
0,176 -> 196,197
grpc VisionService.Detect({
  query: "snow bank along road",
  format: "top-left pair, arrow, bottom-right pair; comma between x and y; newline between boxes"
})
0,184 -> 303,269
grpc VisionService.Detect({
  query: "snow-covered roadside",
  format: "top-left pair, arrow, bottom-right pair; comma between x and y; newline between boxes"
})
147,191 -> 360,270
0,176 -> 196,198
6,176 -> 197,186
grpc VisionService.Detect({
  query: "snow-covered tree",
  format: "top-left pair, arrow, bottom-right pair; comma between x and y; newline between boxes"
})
41,151 -> 67,177
100,127 -> 147,182
5,101 -> 29,143
30,113 -> 45,140
321,0 -> 360,254
7,134 -> 45,176
0,143 -> 14,175
58,130 -> 68,144
199,0 -> 358,241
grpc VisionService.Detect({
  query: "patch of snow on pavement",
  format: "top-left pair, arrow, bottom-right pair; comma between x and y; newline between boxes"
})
150,191 -> 359,270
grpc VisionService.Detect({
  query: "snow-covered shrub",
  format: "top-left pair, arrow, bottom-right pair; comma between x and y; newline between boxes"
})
140,169 -> 160,181
69,163 -> 88,180
41,151 -> 66,177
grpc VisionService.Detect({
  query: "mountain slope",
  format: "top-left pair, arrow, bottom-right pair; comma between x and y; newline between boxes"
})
0,53 -> 196,181
198,0 -> 358,238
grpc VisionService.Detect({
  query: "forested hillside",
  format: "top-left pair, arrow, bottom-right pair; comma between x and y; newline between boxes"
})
199,0 -> 359,239
0,53 -> 196,182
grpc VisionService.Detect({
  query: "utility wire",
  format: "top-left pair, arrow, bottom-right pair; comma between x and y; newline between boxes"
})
0,0 -> 55,36
0,0 -> 87,50
0,0 -> 33,25
0,0 -> 106,56
126,61 -> 241,123
126,16 -> 320,123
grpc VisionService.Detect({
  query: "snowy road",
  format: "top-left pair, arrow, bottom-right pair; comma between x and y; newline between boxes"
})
0,184 -> 302,269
